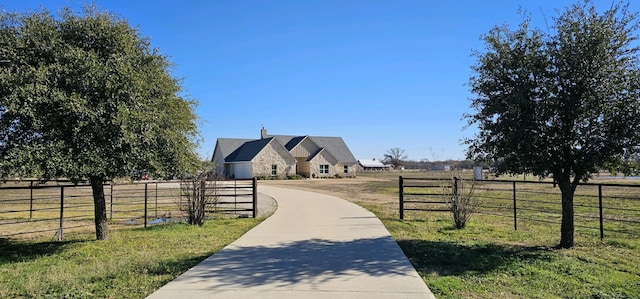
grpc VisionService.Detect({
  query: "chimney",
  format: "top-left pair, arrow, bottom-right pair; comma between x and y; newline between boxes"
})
261,127 -> 267,139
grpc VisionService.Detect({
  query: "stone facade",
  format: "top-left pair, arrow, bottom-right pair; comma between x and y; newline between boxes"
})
308,150 -> 338,178
339,163 -> 358,177
252,141 -> 296,179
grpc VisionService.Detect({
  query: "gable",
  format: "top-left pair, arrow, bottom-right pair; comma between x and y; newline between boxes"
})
308,137 -> 357,163
284,136 -> 305,150
265,134 -> 356,164
307,148 -> 338,165
270,135 -> 296,148
253,139 -> 297,165
289,136 -> 320,158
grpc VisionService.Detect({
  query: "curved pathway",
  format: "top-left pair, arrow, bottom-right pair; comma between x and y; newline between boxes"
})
147,185 -> 435,298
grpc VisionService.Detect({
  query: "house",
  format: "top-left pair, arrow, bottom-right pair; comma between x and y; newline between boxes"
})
358,158 -> 392,171
212,128 -> 357,179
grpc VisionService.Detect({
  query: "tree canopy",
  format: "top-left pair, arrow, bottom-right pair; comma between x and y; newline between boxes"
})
0,6 -> 201,239
465,1 -> 640,248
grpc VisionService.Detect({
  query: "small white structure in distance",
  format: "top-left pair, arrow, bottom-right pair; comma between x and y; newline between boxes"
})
473,166 -> 483,180
358,158 -> 392,171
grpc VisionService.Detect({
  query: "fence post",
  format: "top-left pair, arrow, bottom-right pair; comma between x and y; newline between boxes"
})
453,177 -> 459,199
110,184 -> 113,220
234,179 -> 238,215
399,176 -> 404,220
513,181 -> 517,231
144,183 -> 148,228
155,182 -> 158,218
599,184 -> 604,240
29,181 -> 34,220
58,186 -> 64,241
252,177 -> 258,218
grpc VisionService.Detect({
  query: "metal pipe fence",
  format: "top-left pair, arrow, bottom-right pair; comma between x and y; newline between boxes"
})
0,178 -> 257,240
399,176 -> 640,240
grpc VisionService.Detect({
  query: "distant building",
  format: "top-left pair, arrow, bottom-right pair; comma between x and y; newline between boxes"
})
358,158 -> 392,171
212,128 -> 357,179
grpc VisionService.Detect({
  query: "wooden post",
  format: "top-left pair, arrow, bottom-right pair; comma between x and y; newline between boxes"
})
399,176 -> 404,220
252,177 -> 258,218
453,177 -> 459,199
200,179 -> 206,221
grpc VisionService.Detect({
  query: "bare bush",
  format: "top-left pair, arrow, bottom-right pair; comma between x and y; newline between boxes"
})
445,177 -> 481,229
178,174 -> 220,226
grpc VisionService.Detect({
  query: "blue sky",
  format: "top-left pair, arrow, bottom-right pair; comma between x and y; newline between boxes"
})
3,1 -> 638,161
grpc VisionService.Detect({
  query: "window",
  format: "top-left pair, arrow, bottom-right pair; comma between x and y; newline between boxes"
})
319,164 -> 329,174
271,165 -> 277,176
344,165 -> 349,174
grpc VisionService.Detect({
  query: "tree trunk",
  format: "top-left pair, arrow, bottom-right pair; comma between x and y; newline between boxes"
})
557,176 -> 575,248
90,176 -> 109,240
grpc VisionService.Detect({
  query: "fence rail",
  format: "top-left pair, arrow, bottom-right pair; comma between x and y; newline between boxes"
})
399,176 -> 640,240
0,178 -> 257,240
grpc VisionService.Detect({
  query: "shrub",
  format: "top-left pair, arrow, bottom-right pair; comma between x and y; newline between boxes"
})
444,177 -> 481,229
178,174 -> 220,226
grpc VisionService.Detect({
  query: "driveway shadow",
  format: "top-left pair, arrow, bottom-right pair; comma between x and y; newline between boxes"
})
397,239 -> 554,276
172,236 -> 416,288
0,238 -> 83,264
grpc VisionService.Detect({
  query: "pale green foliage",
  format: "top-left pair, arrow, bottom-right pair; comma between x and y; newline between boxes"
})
0,6 -> 200,182
465,1 -> 640,248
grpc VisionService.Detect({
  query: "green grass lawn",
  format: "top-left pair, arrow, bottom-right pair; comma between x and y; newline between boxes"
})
356,171 -> 640,299
265,172 -> 640,298
0,218 -> 261,298
1,173 -> 639,298
361,203 -> 640,298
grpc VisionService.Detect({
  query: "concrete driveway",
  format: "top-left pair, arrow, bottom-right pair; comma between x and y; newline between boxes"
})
146,185 -> 435,298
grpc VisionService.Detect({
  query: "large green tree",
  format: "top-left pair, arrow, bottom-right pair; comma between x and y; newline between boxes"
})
465,1 -> 640,248
0,7 -> 200,240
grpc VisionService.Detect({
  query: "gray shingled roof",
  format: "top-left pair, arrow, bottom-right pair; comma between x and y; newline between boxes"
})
215,138 -> 254,162
226,138 -> 274,162
309,136 -> 357,163
216,133 -> 357,165
267,134 -> 357,164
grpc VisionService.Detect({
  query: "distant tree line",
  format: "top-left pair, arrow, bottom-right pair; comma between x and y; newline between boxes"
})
402,159 -> 478,171
381,148 -> 481,170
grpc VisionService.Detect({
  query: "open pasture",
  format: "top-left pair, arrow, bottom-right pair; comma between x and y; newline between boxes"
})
262,171 -> 640,298
0,180 -> 256,240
